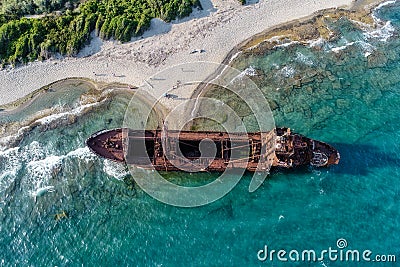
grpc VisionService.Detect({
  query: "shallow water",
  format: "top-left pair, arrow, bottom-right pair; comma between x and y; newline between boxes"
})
1,1 -> 400,266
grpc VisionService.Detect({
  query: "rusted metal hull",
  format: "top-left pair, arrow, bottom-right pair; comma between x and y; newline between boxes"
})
86,127 -> 340,172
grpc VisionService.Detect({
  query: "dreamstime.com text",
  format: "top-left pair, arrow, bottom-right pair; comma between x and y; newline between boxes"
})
257,239 -> 396,263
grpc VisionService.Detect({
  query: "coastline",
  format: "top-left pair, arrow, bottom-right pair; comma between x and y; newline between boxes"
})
0,0 -> 385,107
0,77 -> 137,111
189,0 -> 387,103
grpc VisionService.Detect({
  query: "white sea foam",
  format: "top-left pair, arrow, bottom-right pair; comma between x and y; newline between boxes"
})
331,39 -> 376,57
0,98 -> 106,151
0,147 -> 22,195
357,41 -> 376,57
295,52 -> 314,66
1,141 -> 50,196
0,126 -> 31,151
103,160 -> 129,180
243,66 -> 257,76
375,0 -> 397,11
21,144 -> 95,195
228,65 -> 258,84
349,19 -> 373,29
0,146 -> 20,158
25,146 -> 96,180
368,0 -> 397,41
246,36 -> 299,51
30,185 -> 55,198
364,20 -> 395,42
265,35 -> 287,43
24,141 -> 47,162
274,40 -> 300,48
308,37 -> 325,48
278,65 -> 295,78
246,43 -> 263,51
35,101 -> 100,125
27,155 -> 63,184
228,51 -> 243,64
66,147 -> 96,163
0,144 -> 49,197
331,42 -> 355,53
271,63 -> 280,70
245,35 -> 286,51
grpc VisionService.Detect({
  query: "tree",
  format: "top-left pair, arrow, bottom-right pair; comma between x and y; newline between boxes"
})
0,0 -> 202,65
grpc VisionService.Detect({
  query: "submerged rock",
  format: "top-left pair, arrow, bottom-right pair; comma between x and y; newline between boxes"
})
332,81 -> 342,90
367,51 -> 388,68
336,98 -> 351,109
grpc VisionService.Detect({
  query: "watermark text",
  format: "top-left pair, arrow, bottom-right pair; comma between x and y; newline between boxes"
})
257,239 -> 396,263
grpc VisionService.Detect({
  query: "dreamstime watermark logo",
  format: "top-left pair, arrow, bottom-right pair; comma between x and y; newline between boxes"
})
257,238 -> 396,263
122,62 -> 275,207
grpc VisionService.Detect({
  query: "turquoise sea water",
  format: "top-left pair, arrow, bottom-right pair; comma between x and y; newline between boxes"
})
1,2 -> 400,266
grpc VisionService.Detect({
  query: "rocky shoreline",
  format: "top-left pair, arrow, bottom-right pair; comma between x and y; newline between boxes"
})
192,0 -> 388,102
0,0 -> 358,106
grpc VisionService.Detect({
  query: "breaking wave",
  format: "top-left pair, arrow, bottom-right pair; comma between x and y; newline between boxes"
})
35,101 -> 102,125
0,147 -> 22,198
27,155 -> 63,188
103,160 -> 130,180
0,142 -> 97,199
367,0 -> 397,42
364,20 -> 395,42
0,99 -> 107,150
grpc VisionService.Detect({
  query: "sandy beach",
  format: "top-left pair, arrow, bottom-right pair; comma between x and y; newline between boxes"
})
0,0 -> 379,106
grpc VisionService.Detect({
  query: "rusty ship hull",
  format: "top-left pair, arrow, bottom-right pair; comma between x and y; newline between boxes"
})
86,127 -> 340,172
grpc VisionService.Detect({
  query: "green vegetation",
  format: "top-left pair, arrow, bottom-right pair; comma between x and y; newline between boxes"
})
0,0 -> 80,18
0,0 -> 201,66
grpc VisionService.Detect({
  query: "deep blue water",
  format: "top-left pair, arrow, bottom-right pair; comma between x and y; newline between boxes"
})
1,1 -> 400,266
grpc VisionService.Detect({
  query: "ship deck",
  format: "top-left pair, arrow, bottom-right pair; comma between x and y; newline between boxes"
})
86,128 -> 339,172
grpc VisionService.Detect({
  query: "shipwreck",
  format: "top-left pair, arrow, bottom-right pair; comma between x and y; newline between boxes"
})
86,127 -> 340,172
